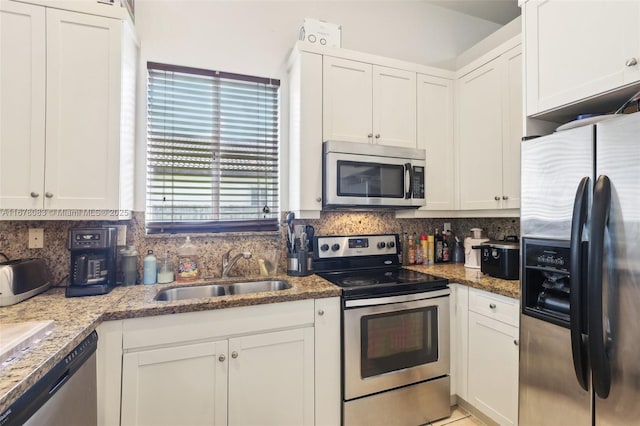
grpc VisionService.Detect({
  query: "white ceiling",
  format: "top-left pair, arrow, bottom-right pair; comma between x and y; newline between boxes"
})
427,0 -> 521,25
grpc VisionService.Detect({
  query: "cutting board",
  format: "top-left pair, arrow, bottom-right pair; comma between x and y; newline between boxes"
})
0,320 -> 54,364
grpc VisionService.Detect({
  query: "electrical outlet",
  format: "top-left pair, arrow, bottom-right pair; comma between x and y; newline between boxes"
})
443,222 -> 452,233
116,225 -> 127,246
28,228 -> 44,249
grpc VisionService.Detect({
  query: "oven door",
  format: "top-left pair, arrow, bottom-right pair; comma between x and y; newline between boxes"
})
343,289 -> 450,400
324,150 -> 424,208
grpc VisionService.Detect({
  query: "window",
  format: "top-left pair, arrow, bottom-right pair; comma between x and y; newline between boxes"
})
146,62 -> 280,233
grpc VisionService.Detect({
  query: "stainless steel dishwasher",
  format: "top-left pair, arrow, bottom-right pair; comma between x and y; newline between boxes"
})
1,331 -> 98,426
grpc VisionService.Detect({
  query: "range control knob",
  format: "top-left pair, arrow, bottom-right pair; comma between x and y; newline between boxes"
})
377,242 -> 386,249
320,244 -> 329,252
331,244 -> 340,252
388,241 -> 395,248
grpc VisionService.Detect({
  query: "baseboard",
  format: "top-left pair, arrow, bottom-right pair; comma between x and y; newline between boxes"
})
455,396 -> 499,426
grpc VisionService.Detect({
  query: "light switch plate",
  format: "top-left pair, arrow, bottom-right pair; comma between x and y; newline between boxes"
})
28,228 -> 44,249
116,225 -> 127,246
443,222 -> 452,233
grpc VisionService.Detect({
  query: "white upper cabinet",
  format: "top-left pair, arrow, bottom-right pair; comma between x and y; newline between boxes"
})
0,2 -> 136,217
0,1 -> 46,209
417,73 -> 455,210
323,56 -> 373,144
457,41 -> 522,210
323,56 -> 417,148
524,0 -> 640,116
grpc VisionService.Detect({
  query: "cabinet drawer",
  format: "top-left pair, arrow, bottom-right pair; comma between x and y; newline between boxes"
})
468,288 -> 519,326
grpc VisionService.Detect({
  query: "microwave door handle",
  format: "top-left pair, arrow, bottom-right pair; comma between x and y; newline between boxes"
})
404,163 -> 413,199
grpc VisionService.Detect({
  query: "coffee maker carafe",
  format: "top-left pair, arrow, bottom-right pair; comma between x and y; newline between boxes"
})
66,227 -> 118,297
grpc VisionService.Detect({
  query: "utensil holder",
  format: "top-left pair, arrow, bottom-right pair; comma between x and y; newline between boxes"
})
287,250 -> 312,277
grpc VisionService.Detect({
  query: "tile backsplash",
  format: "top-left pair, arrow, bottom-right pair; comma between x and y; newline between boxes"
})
0,212 -> 518,285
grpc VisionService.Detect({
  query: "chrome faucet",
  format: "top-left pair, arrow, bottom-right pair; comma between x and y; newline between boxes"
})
221,250 -> 252,278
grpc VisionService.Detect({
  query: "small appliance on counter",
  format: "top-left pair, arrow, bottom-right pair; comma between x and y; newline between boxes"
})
463,228 -> 489,269
478,239 -> 520,280
67,227 -> 118,297
0,258 -> 52,306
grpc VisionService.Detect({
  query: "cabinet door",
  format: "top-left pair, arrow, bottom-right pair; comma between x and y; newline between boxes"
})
501,45 -> 522,209
417,73 -> 454,210
121,340 -> 228,426
228,327 -> 314,426
323,56 -> 372,144
373,65 -> 416,147
468,311 -> 519,425
458,60 -> 503,210
0,1 -> 45,209
45,9 -> 121,209
525,0 -> 640,115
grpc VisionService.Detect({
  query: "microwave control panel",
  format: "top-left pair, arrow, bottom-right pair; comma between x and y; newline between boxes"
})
412,166 -> 425,199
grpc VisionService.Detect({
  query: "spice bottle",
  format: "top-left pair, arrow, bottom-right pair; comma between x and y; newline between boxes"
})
408,235 -> 416,264
177,236 -> 200,282
415,237 -> 423,264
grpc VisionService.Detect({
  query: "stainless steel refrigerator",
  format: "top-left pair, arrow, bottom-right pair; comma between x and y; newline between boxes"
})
519,111 -> 640,425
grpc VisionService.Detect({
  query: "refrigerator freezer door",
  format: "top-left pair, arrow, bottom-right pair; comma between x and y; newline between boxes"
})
593,112 -> 640,425
519,315 -> 591,425
521,125 -> 594,240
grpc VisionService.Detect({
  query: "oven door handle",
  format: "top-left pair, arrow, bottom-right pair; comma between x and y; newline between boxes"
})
344,288 -> 450,308
404,163 -> 413,199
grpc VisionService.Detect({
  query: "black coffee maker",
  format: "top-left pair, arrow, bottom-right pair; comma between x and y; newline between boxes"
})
66,227 -> 118,297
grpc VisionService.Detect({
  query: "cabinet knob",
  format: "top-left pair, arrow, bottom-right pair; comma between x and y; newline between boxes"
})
494,196 -> 500,201
45,192 -> 53,198
231,351 -> 238,359
367,133 -> 373,138
316,197 -> 322,202
318,309 -> 325,316
626,57 -> 638,67
489,303 -> 497,309
30,192 -> 39,198
514,339 -> 519,346
219,354 -> 226,362
374,134 -> 380,139
502,195 -> 509,200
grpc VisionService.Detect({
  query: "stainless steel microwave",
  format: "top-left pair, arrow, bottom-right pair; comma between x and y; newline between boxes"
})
322,141 -> 425,209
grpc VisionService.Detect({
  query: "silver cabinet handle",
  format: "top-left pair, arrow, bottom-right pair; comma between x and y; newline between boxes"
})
502,195 -> 509,200
316,197 -> 322,202
45,192 -> 53,198
494,196 -> 500,201
626,57 -> 638,67
231,351 -> 238,359
367,133 -> 373,138
318,309 -> 325,316
374,134 -> 380,139
219,354 -> 226,362
514,339 -> 519,346
30,192 -> 39,198
489,303 -> 497,309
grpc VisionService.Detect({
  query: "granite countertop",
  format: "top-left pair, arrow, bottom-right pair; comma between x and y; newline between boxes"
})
0,265 -> 518,414
406,263 -> 520,299
0,274 -> 340,414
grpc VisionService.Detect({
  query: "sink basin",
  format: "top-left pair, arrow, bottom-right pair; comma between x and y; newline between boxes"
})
227,280 -> 291,295
154,284 -> 226,302
154,280 -> 291,301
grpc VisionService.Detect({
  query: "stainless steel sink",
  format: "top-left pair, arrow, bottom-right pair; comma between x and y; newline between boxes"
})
154,284 -> 226,302
227,280 -> 291,295
154,280 -> 291,301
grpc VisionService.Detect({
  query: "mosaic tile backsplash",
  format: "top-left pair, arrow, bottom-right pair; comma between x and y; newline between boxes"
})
0,212 -> 518,285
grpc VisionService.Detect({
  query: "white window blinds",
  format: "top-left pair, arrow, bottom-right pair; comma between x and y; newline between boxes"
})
146,62 -> 280,233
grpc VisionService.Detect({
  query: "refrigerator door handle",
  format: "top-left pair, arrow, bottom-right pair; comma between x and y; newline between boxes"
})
570,176 -> 590,391
588,174 -> 612,399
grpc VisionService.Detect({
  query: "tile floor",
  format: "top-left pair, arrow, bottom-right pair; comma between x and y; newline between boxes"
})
428,406 -> 485,426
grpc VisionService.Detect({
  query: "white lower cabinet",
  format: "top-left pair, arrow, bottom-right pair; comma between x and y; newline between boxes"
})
121,340 -> 228,426
467,288 -> 519,426
100,298 -> 340,426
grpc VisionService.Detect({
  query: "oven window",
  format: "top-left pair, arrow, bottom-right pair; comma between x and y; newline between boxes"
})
360,306 -> 438,378
336,160 -> 404,198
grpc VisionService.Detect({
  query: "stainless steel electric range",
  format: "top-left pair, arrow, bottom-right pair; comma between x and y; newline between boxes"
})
313,233 -> 451,426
